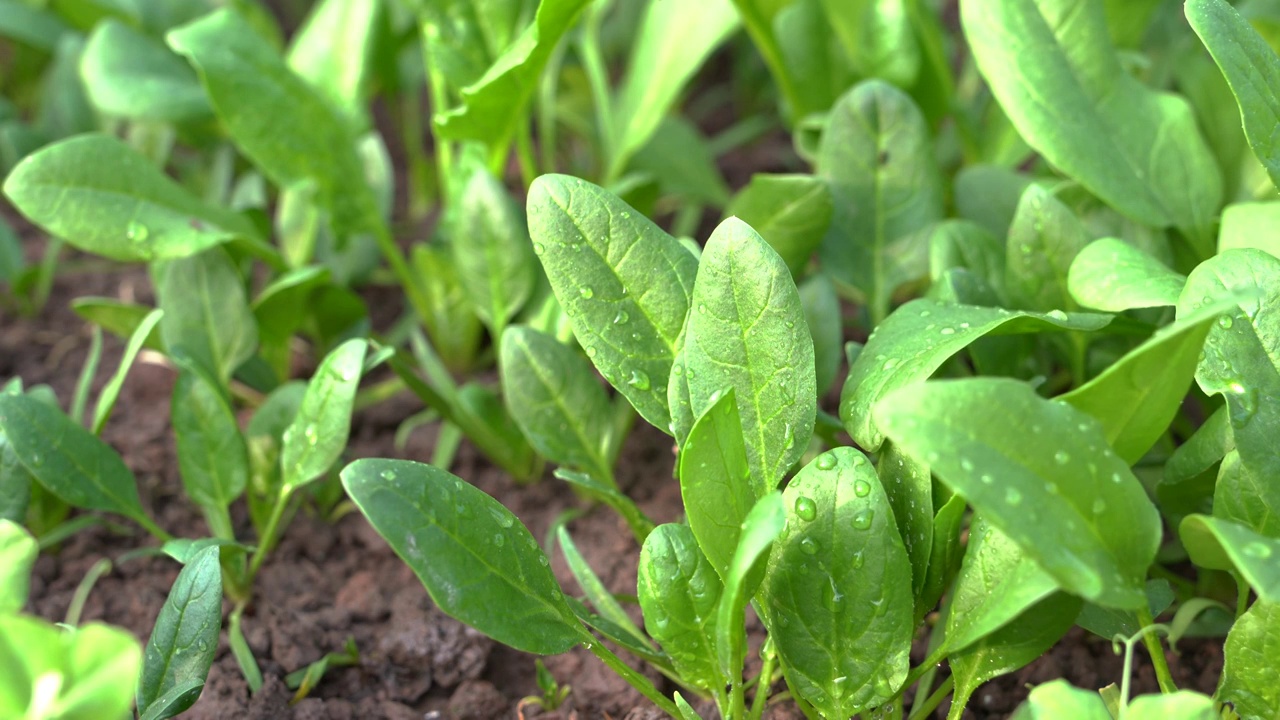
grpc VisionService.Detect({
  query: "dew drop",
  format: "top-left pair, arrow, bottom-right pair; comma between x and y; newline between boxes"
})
919,310 -> 932,318
490,507 -> 514,528
794,496 -> 818,521
960,458 -> 974,472
1111,472 -> 1123,484
1218,315 -> 1234,329
851,551 -> 864,569
1004,488 -> 1022,505
698,304 -> 708,315
533,243 -> 545,255
493,533 -> 506,547
579,286 -> 594,299
1091,498 -> 1107,515
1046,309 -> 1069,321
1054,450 -> 1070,465
980,474 -> 994,485
940,327 -> 956,335
1243,542 -> 1273,559
303,424 -> 319,445
380,469 -> 397,481
613,310 -> 629,325
799,537 -> 819,555
586,346 -> 598,358
126,221 -> 149,244
816,453 -> 837,471
30,453 -> 42,467
851,509 -> 873,530
628,370 -> 651,391
882,358 -> 899,370
854,480 -> 871,498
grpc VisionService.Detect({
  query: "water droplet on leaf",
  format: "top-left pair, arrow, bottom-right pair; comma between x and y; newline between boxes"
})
794,496 -> 817,521
851,509 -> 873,530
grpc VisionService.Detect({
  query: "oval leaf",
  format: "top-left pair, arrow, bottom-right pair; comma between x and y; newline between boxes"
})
452,168 -> 537,337
172,364 -> 248,522
281,338 -> 367,491
136,546 -> 222,720
1067,238 -> 1186,312
678,388 -> 754,580
1180,515 -> 1280,601
637,523 -> 724,691
0,519 -> 36,613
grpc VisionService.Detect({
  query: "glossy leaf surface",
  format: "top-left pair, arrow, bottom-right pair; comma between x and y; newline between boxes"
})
716,492 -> 784,679
281,339 -> 367,491
679,389 -> 755,580
136,546 -> 222,720
1180,515 -> 1280,601
1218,599 -> 1280,719
452,168 -> 537,337
725,174 -> 831,278
172,364 -> 248,522
637,523 -> 723,691
1067,238 -> 1186,312
154,247 -> 258,384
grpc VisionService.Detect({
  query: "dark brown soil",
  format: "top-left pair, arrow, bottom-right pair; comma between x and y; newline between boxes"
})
3,209 -> 1225,720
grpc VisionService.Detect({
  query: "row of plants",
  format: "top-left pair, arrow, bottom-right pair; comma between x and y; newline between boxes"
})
1,0 -> 1279,717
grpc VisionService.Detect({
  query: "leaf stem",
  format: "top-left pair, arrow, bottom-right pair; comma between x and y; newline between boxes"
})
896,643 -> 950,702
1133,609 -> 1177,694
746,640 -> 778,720
728,1 -> 805,122
246,488 -> 293,583
907,676 -> 953,720
576,3 -> 616,181
65,558 -> 111,626
581,637 -> 680,716
1234,572 -> 1250,619
516,113 -> 538,188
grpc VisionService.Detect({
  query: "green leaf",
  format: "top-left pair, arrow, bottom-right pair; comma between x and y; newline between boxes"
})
341,458 -> 583,654
80,19 -> 211,122
610,0 -> 739,176
962,0 -> 1221,247
679,388 -> 755,580
1059,301 -> 1225,465
0,394 -> 151,528
1067,238 -> 1187,312
953,165 -> 1035,240
281,338 -> 366,491
0,0 -> 70,51
760,449 -> 913,717
557,527 -> 648,648
1176,249 -> 1280,536
434,0 -> 592,153
1164,405 -> 1232,487
918,493 -> 967,623
877,442 -> 932,604
945,517 -> 1059,654
92,308 -> 165,435
818,80 -> 944,322
136,546 -> 222,720
2,134 -> 260,262
684,217 -> 815,492
928,220 -> 1007,298
637,523 -> 723,691
1126,692 -> 1217,720
724,173 -> 832,279
286,0 -> 380,125
630,117 -> 731,207
172,364 -> 248,531
452,168 -> 538,338
153,246 -> 258,384
799,273 -> 842,396
1187,0 -> 1280,190
418,0 -> 524,93
0,434 -> 32,526
875,378 -> 1162,609
412,244 -> 483,372
956,599 -> 1089,720
1180,515 -> 1280,601
1219,202 -> 1280,258
501,326 -> 614,484
71,298 -> 164,350
168,8 -> 379,238
554,469 -> 655,542
527,174 -> 697,433
0,617 -> 142,720
715,492 -> 784,680
840,298 -> 1112,451
1218,599 -> 1280,720
0,520 -> 36,613
1004,186 -> 1090,313
820,0 -> 919,86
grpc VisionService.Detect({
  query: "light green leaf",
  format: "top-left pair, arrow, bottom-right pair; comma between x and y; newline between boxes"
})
962,0 -> 1221,246
1004,186 -> 1090,314
953,165 -> 1035,240
1067,238 -> 1186,312
286,0 -> 380,125
0,617 -> 142,720
818,80 -> 943,322
1059,301 -> 1225,465
341,458 -> 583,654
169,8 -> 379,238
1176,249 -> 1280,536
527,174 -> 697,434
1218,599 -> 1280,719
761,448 -> 913,717
281,339 -> 367,491
2,134 -> 259,262
0,394 -> 152,529
1187,0 -> 1280,190
1180,515 -> 1280,601
918,493 -> 967,623
685,218 -> 815,492
71,298 -> 164,350
715,492 -> 784,680
0,520 -> 36,613
840,298 -> 1112,451
1126,692 -> 1217,720
637,523 -> 723,691
153,246 -> 258,384
875,378 -> 1162,609
556,527 -> 648,648
630,117 -> 731,207
820,0 -> 919,86
452,168 -> 537,338
610,0 -> 739,176
725,173 -> 832,279
80,19 -> 210,122
0,0 -> 70,51
679,388 -> 754,580
412,244 -> 483,372
136,546 -> 222,720
418,0 -> 524,94
945,517 -> 1059,654
963,608 -> 1091,720
502,326 -> 614,485
1218,201 -> 1280,258
434,0 -> 592,153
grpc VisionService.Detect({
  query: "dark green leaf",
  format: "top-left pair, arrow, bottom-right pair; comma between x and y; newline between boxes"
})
1164,406 -> 1232,487
684,218 -> 815,491
818,80 -> 943,322
154,246 -> 258,384
1075,580 -> 1175,641
1004,186 -> 1090,313
1218,599 -> 1280,719
962,0 -> 1221,247
637,523 -> 723,691
840,298 -> 1112,451
679,388 -> 754,580
136,546 -> 222,720
2,134 -> 260,262
877,442 -> 932,604
875,378 -> 1162,609
918,493 -> 966,623
172,364 -> 248,525
412,244 -> 483,372
453,168 -> 537,338
341,458 -> 583,654
1187,0 -> 1280,190
80,19 -> 210,122
527,174 -> 697,433
725,173 -> 831,278
0,394 -> 151,528
1067,238 -> 1186,312
281,339 -> 366,491
761,449 -> 913,716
